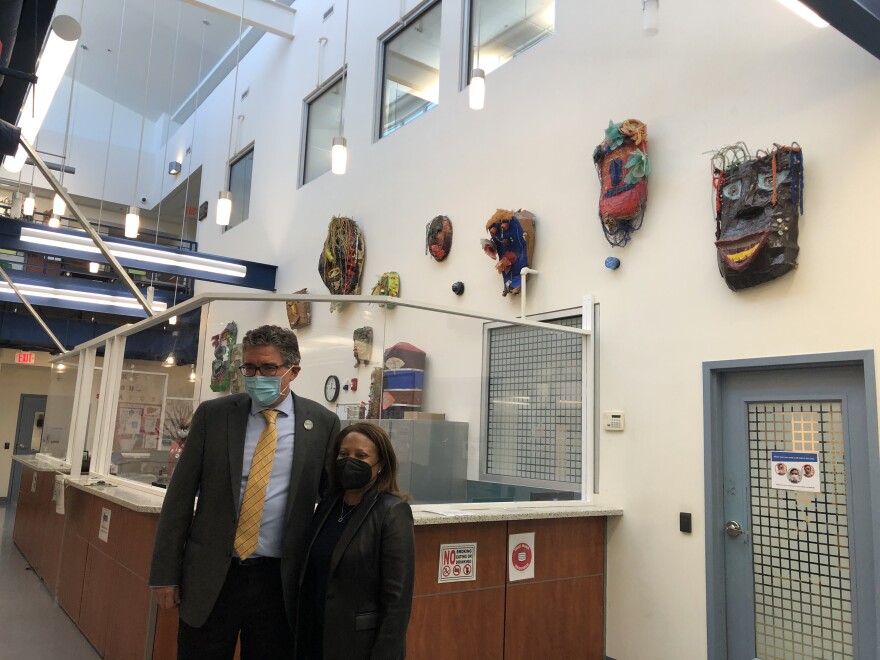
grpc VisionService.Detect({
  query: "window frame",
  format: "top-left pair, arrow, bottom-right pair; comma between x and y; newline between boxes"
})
374,0 -> 443,141
479,306 -> 590,494
299,68 -> 346,187
224,143 -> 255,232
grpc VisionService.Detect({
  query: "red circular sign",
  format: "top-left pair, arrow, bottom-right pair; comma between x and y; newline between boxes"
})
511,542 -> 532,572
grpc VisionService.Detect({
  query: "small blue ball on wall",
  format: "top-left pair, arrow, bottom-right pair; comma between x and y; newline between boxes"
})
605,257 -> 621,270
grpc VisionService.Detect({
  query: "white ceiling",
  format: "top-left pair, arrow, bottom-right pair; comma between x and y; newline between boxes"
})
54,0 -> 257,122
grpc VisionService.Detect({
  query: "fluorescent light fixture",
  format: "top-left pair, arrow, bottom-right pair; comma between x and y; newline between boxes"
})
643,0 -> 659,35
48,214 -> 61,228
125,206 -> 140,238
331,137 -> 348,175
216,191 -> 232,226
2,16 -> 81,173
20,226 -> 248,278
774,0 -> 829,27
469,69 -> 486,110
168,161 -> 182,175
53,192 -> 66,216
23,194 -> 36,216
0,280 -> 167,311
88,261 -> 100,273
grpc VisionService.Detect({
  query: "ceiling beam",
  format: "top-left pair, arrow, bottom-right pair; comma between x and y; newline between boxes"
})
802,0 -> 880,60
182,0 -> 295,40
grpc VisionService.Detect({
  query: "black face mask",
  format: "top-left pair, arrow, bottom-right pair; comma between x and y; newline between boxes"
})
335,457 -> 376,490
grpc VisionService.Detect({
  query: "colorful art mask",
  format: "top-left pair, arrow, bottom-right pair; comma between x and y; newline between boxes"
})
371,272 -> 400,308
286,288 -> 311,329
593,119 -> 650,247
210,321 -> 238,392
711,143 -> 804,291
318,216 -> 365,305
426,215 -> 453,261
481,209 -> 535,296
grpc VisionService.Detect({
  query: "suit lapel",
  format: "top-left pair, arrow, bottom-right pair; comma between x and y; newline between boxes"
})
328,489 -> 380,577
227,395 -> 251,511
285,394 -> 317,523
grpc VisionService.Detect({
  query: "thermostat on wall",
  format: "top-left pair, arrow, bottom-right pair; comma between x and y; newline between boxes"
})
603,411 -> 625,431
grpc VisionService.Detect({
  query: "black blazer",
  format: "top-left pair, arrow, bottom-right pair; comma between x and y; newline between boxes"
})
149,392 -> 340,628
297,489 -> 415,660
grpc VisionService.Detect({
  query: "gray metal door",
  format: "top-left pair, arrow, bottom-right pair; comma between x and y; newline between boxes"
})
719,365 -> 876,659
7,394 -> 47,500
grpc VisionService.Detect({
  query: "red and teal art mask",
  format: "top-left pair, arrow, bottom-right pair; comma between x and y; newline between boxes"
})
593,119 -> 650,247
711,143 -> 804,291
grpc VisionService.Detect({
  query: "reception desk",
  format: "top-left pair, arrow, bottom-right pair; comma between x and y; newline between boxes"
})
12,461 -> 621,660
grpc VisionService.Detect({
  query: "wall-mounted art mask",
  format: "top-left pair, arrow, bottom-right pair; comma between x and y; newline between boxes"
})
371,272 -> 400,308
318,216 -> 365,301
481,209 -> 535,296
353,326 -> 373,367
426,215 -> 453,261
711,143 -> 804,291
210,321 -> 238,392
593,119 -> 650,247
286,288 -> 311,329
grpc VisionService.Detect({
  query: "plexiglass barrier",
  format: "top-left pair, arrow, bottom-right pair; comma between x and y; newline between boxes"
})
40,354 -> 80,461
57,294 -> 593,503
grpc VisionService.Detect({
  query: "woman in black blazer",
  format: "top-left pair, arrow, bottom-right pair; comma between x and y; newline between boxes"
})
297,422 -> 415,660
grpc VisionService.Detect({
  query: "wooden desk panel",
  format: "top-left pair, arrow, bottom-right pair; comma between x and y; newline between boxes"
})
105,564 -> 152,660
408,587 -> 506,660
78,545 -> 115,654
505,574 -> 604,660
58,529 -> 88,621
413,521 -> 507,596
507,517 -> 605,581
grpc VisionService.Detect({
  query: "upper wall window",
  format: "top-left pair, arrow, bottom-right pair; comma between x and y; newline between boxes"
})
301,74 -> 344,186
226,146 -> 253,230
467,0 -> 554,82
379,1 -> 442,139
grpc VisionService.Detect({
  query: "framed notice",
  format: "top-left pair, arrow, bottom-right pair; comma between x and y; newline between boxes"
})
438,542 -> 477,583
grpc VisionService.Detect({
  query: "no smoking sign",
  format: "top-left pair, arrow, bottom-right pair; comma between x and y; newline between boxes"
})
438,542 -> 477,583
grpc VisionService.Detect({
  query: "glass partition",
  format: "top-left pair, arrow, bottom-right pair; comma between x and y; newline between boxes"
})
40,354 -> 81,461
85,295 -> 592,503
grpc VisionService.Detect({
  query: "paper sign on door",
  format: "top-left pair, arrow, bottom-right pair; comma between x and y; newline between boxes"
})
770,451 -> 822,493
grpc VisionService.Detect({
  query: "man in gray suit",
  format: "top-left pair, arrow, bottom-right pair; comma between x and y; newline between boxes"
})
150,325 -> 340,659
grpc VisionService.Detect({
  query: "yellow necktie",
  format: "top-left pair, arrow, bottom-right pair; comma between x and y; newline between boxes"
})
234,409 -> 279,560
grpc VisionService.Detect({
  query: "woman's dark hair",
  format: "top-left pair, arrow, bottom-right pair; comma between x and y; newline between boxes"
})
330,422 -> 409,501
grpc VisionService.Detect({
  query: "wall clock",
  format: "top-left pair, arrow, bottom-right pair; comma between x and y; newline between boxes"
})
324,375 -> 340,403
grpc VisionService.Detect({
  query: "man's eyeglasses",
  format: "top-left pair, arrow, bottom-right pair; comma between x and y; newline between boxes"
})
238,364 -> 290,377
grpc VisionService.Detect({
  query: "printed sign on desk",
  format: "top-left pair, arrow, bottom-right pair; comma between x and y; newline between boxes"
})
770,451 -> 822,493
508,532 -> 535,581
438,542 -> 477,583
53,475 -> 65,515
98,507 -> 111,542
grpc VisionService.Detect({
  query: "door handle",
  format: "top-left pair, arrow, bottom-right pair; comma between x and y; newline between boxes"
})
725,520 -> 749,538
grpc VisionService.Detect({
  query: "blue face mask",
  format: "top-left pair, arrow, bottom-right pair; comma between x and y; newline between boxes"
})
244,366 -> 294,406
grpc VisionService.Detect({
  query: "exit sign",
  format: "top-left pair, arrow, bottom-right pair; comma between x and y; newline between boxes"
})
16,351 -> 36,364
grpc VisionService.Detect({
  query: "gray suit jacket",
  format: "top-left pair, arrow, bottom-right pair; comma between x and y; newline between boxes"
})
149,391 -> 340,628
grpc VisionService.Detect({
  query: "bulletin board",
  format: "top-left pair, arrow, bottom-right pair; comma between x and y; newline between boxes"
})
113,370 -> 168,450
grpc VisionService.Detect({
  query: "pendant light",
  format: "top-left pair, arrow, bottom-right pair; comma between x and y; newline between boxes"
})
643,0 -> 659,35
23,193 -> 36,216
469,0 -> 485,110
125,206 -> 140,238
332,0 -> 351,175
218,0 -> 246,225
53,190 -> 67,216
188,364 -> 197,383
164,352 -> 176,367
89,261 -> 100,273
48,214 -> 61,228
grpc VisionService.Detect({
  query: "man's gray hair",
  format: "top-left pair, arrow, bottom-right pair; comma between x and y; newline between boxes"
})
242,325 -> 301,365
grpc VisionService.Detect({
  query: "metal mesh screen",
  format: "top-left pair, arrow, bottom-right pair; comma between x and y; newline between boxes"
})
748,402 -> 853,659
485,316 -> 581,484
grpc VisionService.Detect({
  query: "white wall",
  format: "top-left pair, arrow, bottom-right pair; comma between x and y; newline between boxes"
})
41,0 -> 880,657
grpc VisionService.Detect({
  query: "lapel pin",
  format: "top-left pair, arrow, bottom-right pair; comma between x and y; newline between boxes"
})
303,419 -> 314,430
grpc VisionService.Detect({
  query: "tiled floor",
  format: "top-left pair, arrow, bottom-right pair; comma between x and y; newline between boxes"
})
0,502 -> 100,659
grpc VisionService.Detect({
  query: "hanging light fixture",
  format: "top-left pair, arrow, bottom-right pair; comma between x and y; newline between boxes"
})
643,0 -> 659,35
53,190 -> 67,216
217,0 -> 246,224
88,261 -> 100,273
332,0 -> 351,175
188,364 -> 197,383
164,352 -> 176,367
48,214 -> 61,228
125,206 -> 140,238
23,193 -> 36,216
469,0 -> 485,110
2,16 -> 82,173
